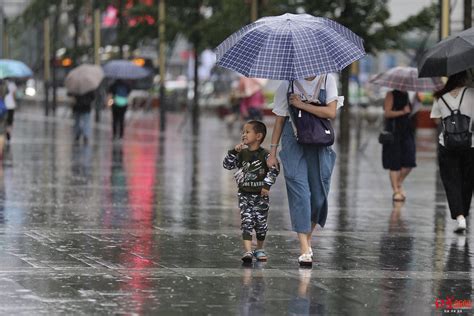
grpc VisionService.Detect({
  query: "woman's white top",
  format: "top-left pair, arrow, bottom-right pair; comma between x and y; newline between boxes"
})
431,86 -> 474,147
5,81 -> 17,110
272,74 -> 339,117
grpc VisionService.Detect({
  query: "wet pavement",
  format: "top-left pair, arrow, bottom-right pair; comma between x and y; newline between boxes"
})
0,106 -> 471,315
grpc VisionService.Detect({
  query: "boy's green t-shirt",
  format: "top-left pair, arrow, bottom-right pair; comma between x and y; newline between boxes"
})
231,147 -> 270,194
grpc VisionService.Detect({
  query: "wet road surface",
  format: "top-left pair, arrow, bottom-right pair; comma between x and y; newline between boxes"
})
0,107 -> 471,315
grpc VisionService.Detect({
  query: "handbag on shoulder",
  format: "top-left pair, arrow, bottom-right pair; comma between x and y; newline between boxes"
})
440,88 -> 472,150
378,119 -> 395,144
287,76 -> 335,146
378,130 -> 394,144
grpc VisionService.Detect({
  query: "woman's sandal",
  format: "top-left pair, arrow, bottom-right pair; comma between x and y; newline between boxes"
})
298,253 -> 313,267
253,249 -> 268,261
392,192 -> 405,202
241,251 -> 253,263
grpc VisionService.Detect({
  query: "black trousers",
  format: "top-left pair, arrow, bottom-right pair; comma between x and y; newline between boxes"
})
438,145 -> 474,219
112,105 -> 127,138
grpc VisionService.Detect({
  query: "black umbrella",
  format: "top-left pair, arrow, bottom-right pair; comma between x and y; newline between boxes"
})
418,27 -> 474,77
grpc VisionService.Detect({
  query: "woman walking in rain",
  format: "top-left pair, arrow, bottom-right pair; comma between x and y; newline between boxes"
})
381,89 -> 416,202
267,74 -> 338,267
108,80 -> 131,140
431,70 -> 474,233
4,79 -> 17,142
0,81 -> 8,158
238,77 -> 266,121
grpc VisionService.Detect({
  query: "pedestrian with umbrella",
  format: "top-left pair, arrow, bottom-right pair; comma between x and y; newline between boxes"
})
418,27 -> 474,233
65,64 -> 104,145
0,59 -> 33,143
0,80 -> 8,158
370,66 -> 443,202
430,71 -> 474,233
4,78 -> 18,143
216,13 -> 365,266
103,60 -> 150,140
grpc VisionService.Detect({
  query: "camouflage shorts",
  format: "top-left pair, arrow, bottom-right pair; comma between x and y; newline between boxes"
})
238,193 -> 269,240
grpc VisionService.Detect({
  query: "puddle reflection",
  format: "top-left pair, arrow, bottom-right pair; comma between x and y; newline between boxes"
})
240,264 -> 266,315
0,165 -> 5,224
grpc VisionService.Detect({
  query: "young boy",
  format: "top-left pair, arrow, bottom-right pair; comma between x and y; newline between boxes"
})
223,120 -> 279,263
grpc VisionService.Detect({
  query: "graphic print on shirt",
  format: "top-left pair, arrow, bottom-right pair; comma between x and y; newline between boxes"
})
234,160 -> 266,188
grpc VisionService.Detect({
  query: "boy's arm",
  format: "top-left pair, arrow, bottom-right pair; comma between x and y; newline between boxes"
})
262,152 -> 279,190
223,149 -> 239,170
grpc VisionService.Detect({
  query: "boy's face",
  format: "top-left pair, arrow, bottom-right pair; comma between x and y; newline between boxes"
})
242,124 -> 261,146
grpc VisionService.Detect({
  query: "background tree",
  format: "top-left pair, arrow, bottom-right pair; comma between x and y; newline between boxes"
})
167,0 -> 250,124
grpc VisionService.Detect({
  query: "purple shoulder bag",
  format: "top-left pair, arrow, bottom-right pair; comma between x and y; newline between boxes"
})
287,76 -> 335,146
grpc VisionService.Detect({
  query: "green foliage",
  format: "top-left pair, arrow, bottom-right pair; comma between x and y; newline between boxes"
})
13,0 -> 438,59
262,0 -> 438,54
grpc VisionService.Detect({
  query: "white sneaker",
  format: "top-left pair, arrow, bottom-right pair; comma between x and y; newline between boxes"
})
309,248 -> 313,258
455,217 -> 467,233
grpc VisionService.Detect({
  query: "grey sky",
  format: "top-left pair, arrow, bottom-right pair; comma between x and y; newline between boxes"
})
388,0 -> 435,24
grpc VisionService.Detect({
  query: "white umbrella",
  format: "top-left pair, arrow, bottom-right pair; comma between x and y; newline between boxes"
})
65,64 -> 104,95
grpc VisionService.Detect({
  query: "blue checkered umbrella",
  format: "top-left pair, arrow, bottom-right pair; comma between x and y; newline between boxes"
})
215,13 -> 366,80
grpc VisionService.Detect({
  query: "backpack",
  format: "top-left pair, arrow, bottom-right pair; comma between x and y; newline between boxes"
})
440,88 -> 472,150
113,83 -> 129,107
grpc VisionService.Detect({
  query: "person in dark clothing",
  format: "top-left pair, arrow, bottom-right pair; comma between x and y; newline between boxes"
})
382,90 -> 416,202
73,91 -> 95,144
431,71 -> 474,233
108,80 -> 131,139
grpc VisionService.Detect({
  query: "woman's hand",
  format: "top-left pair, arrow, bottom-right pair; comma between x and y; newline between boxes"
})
267,153 -> 279,171
289,94 -> 305,109
403,105 -> 411,114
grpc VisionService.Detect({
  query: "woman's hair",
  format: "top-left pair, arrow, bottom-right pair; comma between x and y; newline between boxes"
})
433,71 -> 469,99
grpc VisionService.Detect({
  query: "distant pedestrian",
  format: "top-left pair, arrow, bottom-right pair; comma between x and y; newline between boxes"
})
108,80 -> 131,140
4,79 -> 17,142
0,81 -> 8,158
223,120 -> 279,263
238,77 -> 266,121
73,90 -> 95,145
381,90 -> 416,202
431,70 -> 474,233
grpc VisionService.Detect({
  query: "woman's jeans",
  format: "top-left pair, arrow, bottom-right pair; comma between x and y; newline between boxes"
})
279,119 -> 336,233
438,145 -> 474,219
74,111 -> 91,140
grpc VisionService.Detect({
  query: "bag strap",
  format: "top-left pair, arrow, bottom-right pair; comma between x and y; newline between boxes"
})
293,75 -> 326,103
287,80 -> 298,138
288,80 -> 294,94
440,87 -> 467,114
458,87 -> 467,111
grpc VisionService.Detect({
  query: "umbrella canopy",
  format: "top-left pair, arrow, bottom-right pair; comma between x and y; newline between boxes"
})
103,60 -> 150,80
0,59 -> 33,79
215,13 -> 366,80
418,27 -> 474,77
370,66 -> 444,92
65,64 -> 104,95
